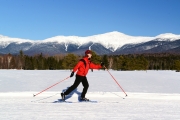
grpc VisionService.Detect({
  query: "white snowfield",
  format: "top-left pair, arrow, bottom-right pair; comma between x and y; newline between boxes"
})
0,70 -> 180,120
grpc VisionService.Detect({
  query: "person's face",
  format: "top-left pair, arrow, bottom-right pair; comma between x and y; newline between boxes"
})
87,53 -> 92,58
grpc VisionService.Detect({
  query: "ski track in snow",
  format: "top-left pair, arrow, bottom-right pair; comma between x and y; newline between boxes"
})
0,70 -> 180,120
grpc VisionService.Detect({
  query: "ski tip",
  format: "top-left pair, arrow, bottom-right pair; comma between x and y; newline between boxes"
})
125,94 -> 128,97
33,94 -> 36,97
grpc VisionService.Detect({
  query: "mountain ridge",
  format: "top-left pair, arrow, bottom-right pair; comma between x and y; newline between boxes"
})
0,31 -> 180,55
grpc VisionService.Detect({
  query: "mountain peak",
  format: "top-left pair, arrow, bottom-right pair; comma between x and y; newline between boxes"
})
155,33 -> 180,40
0,35 -> 9,39
97,31 -> 130,37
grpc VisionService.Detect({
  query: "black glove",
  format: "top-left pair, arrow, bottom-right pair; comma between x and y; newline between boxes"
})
101,62 -> 105,67
70,72 -> 74,77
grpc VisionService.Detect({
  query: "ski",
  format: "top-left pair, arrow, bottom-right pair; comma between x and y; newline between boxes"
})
78,100 -> 98,103
53,99 -> 73,103
53,98 -> 98,103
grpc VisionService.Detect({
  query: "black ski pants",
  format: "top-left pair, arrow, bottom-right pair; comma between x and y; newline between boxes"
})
64,74 -> 89,98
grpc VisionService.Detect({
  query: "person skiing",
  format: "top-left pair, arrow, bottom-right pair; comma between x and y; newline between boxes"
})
61,50 -> 104,101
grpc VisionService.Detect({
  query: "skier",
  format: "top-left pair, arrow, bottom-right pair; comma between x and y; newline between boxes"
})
61,50 -> 104,101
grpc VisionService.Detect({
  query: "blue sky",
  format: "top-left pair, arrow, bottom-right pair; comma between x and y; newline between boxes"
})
0,0 -> 180,40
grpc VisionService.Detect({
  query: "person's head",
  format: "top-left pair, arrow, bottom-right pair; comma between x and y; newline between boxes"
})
85,50 -> 92,58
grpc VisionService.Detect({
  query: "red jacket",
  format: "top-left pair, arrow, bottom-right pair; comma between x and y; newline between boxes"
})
72,57 -> 102,76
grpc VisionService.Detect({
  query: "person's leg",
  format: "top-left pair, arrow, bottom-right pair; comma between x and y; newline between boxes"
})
64,75 -> 83,95
81,77 -> 89,98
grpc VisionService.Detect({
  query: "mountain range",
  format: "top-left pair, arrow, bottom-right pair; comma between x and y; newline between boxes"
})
0,31 -> 180,56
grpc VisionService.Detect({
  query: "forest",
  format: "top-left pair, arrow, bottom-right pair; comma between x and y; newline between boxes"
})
0,50 -> 180,71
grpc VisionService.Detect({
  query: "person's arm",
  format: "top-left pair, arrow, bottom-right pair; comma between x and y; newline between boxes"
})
89,62 -> 104,69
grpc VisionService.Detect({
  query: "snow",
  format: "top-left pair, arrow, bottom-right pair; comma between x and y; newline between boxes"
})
43,31 -> 155,52
0,70 -> 180,120
0,35 -> 34,49
155,33 -> 180,40
88,31 -> 154,51
1,31 -> 180,52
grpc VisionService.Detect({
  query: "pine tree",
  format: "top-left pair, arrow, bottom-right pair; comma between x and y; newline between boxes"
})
90,51 -> 101,64
19,50 -> 25,69
174,60 -> 180,72
62,54 -> 78,69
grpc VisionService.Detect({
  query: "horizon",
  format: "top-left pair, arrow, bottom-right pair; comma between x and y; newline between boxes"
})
1,31 -> 180,41
0,0 -> 180,40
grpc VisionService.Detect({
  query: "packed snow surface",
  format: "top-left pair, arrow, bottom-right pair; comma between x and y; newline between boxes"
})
0,70 -> 180,120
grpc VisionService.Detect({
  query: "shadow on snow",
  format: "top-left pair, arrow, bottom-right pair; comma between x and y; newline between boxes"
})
53,87 -> 82,103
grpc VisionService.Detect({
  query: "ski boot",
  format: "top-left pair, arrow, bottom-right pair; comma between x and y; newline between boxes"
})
80,97 -> 89,101
61,93 -> 65,101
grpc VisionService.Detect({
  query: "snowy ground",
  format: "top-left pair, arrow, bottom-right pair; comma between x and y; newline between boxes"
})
0,70 -> 180,120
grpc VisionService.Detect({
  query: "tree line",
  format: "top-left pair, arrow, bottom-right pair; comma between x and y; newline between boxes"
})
0,50 -> 180,71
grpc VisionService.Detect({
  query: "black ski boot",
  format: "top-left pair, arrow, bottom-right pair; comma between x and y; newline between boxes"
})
80,97 -> 89,101
61,93 -> 65,101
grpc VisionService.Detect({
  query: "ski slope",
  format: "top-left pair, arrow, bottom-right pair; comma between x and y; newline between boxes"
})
0,70 -> 180,120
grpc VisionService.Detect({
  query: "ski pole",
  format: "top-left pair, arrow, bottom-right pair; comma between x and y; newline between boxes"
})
33,76 -> 70,97
104,66 -> 128,97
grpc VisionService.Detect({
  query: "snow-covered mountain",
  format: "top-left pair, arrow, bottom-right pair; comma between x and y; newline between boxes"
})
0,31 -> 180,55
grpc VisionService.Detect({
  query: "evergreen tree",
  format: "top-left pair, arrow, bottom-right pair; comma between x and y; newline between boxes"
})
19,50 -> 25,69
174,60 -> 180,72
112,56 -> 119,70
102,55 -> 109,68
62,54 -> 78,69
90,51 -> 101,64
33,57 -> 38,70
